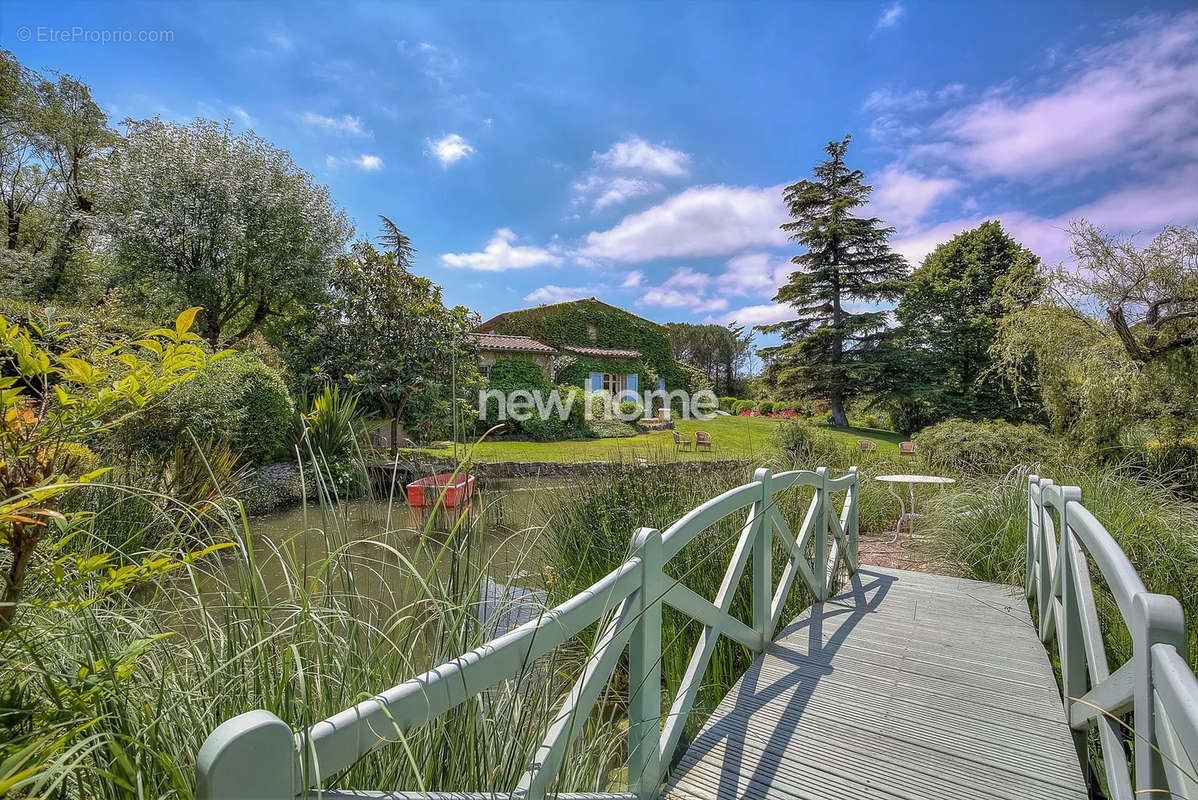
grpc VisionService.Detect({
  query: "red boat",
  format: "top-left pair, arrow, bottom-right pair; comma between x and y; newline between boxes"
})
406,473 -> 476,507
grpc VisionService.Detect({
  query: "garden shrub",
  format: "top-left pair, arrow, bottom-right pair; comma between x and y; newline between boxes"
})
294,385 -> 364,461
719,396 -> 737,412
618,400 -> 643,420
1119,416 -> 1198,499
772,420 -> 847,467
759,400 -> 775,414
120,351 -> 294,465
733,399 -> 754,414
913,418 -> 1059,476
588,420 -> 639,438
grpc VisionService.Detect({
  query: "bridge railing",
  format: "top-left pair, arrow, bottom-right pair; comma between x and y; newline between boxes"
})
1027,475 -> 1198,799
197,466 -> 859,800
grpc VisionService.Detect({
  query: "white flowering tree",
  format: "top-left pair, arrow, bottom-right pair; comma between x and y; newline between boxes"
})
98,118 -> 352,346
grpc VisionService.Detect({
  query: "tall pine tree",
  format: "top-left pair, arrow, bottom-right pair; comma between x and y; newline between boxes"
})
760,135 -> 907,426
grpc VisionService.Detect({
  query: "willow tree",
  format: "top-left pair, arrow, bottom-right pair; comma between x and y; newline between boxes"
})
760,135 -> 907,426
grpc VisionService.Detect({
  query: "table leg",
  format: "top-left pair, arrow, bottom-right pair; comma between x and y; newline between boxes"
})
888,484 -> 905,544
908,483 -> 917,540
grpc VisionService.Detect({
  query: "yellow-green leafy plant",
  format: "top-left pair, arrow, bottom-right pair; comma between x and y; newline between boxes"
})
0,307 -> 215,631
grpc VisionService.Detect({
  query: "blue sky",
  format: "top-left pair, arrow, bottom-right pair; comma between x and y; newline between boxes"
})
3,0 -> 1197,337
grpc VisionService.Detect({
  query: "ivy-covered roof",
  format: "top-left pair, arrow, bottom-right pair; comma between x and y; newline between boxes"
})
470,333 -> 557,354
564,345 -> 641,359
475,297 -> 661,334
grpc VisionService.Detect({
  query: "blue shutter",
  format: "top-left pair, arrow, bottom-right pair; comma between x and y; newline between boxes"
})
625,372 -> 638,396
658,377 -> 666,392
589,371 -> 602,392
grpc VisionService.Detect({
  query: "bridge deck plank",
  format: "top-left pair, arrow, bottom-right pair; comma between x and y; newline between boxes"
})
665,566 -> 1087,800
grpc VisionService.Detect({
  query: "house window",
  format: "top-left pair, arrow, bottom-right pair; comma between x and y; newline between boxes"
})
602,373 -> 625,397
479,364 -> 490,378
587,324 -> 598,342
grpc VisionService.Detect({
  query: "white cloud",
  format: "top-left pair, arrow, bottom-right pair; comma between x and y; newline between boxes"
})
231,106 -> 253,127
581,184 -> 788,262
426,133 -> 475,167
621,270 -> 644,288
868,167 -> 960,228
593,137 -> 691,177
572,175 -> 663,211
720,303 -> 793,326
639,267 -> 727,314
441,228 -> 561,272
353,154 -> 383,171
875,2 -> 904,29
862,83 -> 965,112
302,112 -> 368,136
917,13 -> 1198,179
720,252 -> 792,297
524,285 -> 597,304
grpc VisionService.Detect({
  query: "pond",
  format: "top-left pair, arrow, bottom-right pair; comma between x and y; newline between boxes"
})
229,478 -> 576,634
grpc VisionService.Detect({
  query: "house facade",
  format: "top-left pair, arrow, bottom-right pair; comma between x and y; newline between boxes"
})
474,298 -> 679,400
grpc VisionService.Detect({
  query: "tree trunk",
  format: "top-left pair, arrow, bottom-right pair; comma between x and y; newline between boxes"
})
389,414 -> 399,457
39,216 -> 86,299
0,525 -> 37,633
829,392 -> 849,427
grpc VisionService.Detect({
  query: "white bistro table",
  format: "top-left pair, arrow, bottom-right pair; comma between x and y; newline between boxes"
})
874,474 -> 956,543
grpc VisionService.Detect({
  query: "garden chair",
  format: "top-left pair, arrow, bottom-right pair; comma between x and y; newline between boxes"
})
695,431 -> 712,452
857,439 -> 876,453
899,441 -> 918,455
673,430 -> 692,451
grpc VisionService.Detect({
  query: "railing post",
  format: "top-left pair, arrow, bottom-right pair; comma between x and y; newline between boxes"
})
1132,591 -> 1187,797
814,466 -> 828,600
1037,479 -> 1055,642
628,526 -> 664,800
1058,486 -> 1088,769
752,468 -> 773,650
196,710 -> 298,800
847,466 -> 859,570
1026,474 -> 1039,597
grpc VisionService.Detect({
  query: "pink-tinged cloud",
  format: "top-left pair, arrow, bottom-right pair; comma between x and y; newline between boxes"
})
921,13 -> 1198,179
891,165 -> 1198,268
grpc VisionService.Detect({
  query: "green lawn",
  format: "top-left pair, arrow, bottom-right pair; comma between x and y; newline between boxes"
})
399,415 -> 903,464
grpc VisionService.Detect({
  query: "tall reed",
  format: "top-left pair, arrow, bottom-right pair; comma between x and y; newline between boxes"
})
0,458 -> 622,798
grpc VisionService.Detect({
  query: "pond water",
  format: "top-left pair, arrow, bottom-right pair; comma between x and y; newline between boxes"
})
231,478 -> 576,632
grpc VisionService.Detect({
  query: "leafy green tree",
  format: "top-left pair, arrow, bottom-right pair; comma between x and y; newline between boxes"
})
993,222 -> 1198,450
760,135 -> 907,426
664,322 -> 753,395
98,118 -> 352,346
284,236 -> 478,450
0,51 -> 116,299
887,220 -> 1044,429
32,71 -> 117,298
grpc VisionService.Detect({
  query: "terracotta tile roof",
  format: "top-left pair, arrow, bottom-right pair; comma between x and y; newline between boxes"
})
563,345 -> 641,359
470,333 -> 557,354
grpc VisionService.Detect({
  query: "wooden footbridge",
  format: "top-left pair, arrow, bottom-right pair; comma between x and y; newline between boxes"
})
198,469 -> 1198,800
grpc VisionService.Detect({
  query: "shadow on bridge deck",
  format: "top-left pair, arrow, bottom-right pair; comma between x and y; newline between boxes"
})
666,566 -> 1088,800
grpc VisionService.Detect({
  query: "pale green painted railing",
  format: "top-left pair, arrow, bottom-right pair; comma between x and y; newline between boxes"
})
1027,475 -> 1198,799
196,466 -> 860,800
